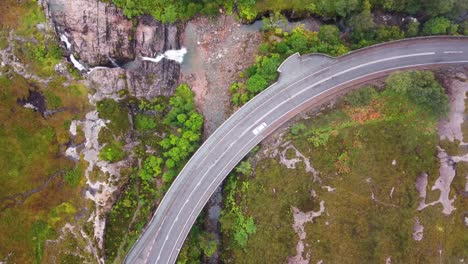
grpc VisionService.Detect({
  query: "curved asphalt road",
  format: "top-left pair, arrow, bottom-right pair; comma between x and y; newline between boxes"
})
125,37 -> 468,264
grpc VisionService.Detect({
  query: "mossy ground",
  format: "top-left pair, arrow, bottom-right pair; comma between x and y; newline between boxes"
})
0,1 -> 90,263
221,82 -> 467,263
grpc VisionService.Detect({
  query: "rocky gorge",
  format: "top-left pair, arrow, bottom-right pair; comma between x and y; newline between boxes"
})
42,0 -> 182,99
34,0 -> 186,261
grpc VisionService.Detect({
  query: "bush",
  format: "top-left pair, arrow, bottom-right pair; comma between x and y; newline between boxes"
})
96,99 -> 129,135
462,21 -> 468,35
246,74 -> 268,94
422,17 -> 452,35
319,25 -> 341,45
235,161 -> 252,175
405,20 -> 420,37
386,71 -> 449,117
344,86 -> 378,107
44,89 -> 62,109
290,123 -> 306,136
135,114 -> 156,131
100,141 -> 125,163
139,155 -> 163,181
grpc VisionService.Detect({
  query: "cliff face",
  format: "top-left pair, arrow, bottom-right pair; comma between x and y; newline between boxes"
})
128,16 -> 180,98
45,0 -> 180,99
47,0 -> 134,66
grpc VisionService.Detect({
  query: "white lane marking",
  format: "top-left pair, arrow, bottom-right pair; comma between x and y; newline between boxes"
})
193,53 -> 434,167
195,66 -> 332,166
145,217 -> 167,260
153,51 -> 438,263
158,53 -> 459,264
138,52 -> 435,262
129,47 -> 446,263
165,134 -> 262,264
443,51 -> 463,54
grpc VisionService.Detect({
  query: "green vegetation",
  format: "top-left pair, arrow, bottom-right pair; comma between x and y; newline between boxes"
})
30,220 -> 52,263
177,215 -> 218,264
221,71 -> 466,262
343,86 -> 378,107
104,84 -> 204,262
99,141 -> 125,163
422,17 -> 459,35
231,25 -> 349,106
0,2 -> 90,263
64,167 -> 83,187
385,71 -> 449,117
135,114 -> 157,131
111,0 -> 256,23
221,175 -> 257,249
227,0 -> 466,105
96,98 -> 130,136
160,84 -> 204,182
109,0 -> 467,24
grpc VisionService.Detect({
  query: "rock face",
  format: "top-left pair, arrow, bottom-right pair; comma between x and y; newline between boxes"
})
48,0 -> 134,66
127,16 -> 180,98
45,0 -> 181,99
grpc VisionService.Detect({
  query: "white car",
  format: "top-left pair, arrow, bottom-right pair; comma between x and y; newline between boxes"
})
252,122 -> 267,135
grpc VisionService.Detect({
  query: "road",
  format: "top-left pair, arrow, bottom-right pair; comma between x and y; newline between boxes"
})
125,37 -> 468,264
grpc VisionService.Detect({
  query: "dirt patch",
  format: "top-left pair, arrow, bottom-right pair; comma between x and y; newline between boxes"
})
180,15 -> 262,137
289,201 -> 325,264
418,68 -> 468,215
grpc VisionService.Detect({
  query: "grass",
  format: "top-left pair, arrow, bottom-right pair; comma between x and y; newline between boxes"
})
221,77 -> 466,262
0,2 -> 90,262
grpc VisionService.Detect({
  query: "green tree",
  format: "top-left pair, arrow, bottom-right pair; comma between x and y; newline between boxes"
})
246,74 -> 268,94
135,114 -> 156,131
422,0 -> 456,17
405,20 -> 420,37
319,25 -> 341,45
139,156 -> 163,181
285,30 -> 309,54
422,17 -> 452,35
386,71 -> 449,117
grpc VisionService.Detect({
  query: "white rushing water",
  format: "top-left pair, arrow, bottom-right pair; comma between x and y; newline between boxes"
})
70,54 -> 86,71
60,34 -> 72,50
142,47 -> 187,64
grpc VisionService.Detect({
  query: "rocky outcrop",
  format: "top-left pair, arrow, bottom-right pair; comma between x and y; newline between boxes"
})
44,0 -> 181,99
47,0 -> 134,66
127,16 -> 180,98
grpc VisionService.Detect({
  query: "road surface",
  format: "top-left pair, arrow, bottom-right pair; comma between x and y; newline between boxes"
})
125,37 -> 468,264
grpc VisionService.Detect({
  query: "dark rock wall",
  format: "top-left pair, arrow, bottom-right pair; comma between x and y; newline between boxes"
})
45,0 -> 181,99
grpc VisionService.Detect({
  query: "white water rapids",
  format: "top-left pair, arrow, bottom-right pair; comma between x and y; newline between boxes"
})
142,47 -> 187,64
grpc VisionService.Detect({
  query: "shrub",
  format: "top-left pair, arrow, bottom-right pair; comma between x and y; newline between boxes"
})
422,17 -> 452,35
344,86 -> 378,107
99,141 -> 125,163
246,74 -> 268,94
139,155 -> 163,181
386,71 -> 449,117
96,99 -> 129,135
235,161 -> 252,175
135,114 -> 156,131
